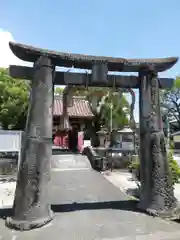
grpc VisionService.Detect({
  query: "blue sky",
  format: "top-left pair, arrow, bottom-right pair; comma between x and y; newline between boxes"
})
1,0 -> 180,122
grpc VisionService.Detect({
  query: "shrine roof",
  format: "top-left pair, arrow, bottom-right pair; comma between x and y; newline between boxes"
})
9,42 -> 178,72
53,95 -> 94,118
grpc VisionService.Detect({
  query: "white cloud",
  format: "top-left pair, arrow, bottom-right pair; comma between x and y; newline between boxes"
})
0,29 -> 32,68
0,29 -> 63,91
0,29 -> 139,121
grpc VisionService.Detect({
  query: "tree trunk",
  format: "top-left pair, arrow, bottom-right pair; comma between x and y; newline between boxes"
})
138,69 -> 180,219
6,56 -> 54,230
127,88 -> 136,130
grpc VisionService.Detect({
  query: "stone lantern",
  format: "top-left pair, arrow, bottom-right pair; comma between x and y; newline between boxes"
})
96,128 -> 107,148
96,128 -> 108,170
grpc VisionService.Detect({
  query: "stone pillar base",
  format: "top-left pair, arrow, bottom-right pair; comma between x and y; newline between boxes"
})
5,209 -> 54,231
137,201 -> 180,220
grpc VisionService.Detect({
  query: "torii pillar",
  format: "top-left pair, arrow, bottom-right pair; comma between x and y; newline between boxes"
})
6,56 -> 55,230
138,67 -> 180,218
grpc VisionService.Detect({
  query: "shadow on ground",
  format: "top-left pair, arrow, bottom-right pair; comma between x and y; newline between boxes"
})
51,200 -> 141,213
0,199 -> 144,219
0,208 -> 13,219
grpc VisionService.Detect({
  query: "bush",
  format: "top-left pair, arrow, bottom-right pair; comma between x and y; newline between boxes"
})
169,140 -> 174,150
128,157 -> 140,181
168,150 -> 180,185
128,150 -> 180,185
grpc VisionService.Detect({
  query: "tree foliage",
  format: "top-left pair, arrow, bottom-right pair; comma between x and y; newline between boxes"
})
55,87 -> 64,95
100,92 -> 129,129
128,150 -> 180,186
161,77 -> 180,131
0,68 -> 30,130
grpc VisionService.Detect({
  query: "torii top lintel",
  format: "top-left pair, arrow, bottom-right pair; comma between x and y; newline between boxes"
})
9,42 -> 178,72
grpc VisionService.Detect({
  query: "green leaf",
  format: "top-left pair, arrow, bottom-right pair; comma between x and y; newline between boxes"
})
0,68 -> 30,130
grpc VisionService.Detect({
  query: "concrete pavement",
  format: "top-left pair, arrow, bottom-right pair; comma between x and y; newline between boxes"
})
102,170 -> 180,202
173,154 -> 180,166
0,154 -> 180,239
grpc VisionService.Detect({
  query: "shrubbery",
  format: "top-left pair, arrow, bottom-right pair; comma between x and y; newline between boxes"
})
168,150 -> 180,185
128,150 -> 180,186
169,140 -> 174,149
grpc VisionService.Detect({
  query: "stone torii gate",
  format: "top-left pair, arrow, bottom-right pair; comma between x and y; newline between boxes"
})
6,42 -> 180,230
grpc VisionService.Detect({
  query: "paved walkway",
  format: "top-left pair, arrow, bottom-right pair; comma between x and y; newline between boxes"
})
102,170 -> 180,202
0,155 -> 180,239
173,154 -> 180,166
51,153 -> 92,170
0,154 -> 92,209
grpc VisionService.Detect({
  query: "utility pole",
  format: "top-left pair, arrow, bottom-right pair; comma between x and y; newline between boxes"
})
110,102 -> 113,132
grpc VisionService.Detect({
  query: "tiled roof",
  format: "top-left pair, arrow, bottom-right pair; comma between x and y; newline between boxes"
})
53,95 -> 94,118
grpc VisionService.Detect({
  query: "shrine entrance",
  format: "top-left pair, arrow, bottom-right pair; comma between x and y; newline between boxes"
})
6,42 -> 180,230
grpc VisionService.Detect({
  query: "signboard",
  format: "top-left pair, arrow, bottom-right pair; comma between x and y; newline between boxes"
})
0,130 -> 22,152
122,135 -> 133,142
174,136 -> 180,142
110,129 -> 135,152
122,142 -> 134,151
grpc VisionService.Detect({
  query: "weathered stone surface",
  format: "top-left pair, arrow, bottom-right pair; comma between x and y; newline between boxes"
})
9,65 -> 175,88
139,71 -> 152,208
91,60 -> 108,83
5,56 -> 55,230
9,42 -> 178,72
138,70 -> 180,219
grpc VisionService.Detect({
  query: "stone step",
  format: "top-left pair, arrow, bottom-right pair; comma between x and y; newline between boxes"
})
51,154 -> 92,170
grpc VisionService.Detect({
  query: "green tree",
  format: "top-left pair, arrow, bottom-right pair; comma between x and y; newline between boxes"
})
55,87 -> 64,95
0,68 -> 30,130
100,91 -> 129,129
161,77 -> 180,131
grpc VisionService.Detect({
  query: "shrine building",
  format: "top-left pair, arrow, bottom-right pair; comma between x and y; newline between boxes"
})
53,95 -> 94,133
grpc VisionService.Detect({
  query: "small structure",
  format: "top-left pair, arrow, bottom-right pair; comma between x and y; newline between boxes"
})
0,130 -> 25,171
171,131 -> 180,151
113,127 -> 135,153
105,127 -> 136,170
